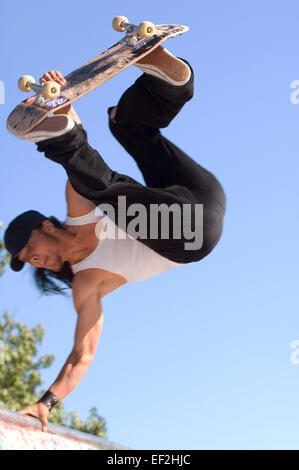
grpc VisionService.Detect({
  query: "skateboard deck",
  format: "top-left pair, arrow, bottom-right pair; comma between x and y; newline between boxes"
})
7,23 -> 189,137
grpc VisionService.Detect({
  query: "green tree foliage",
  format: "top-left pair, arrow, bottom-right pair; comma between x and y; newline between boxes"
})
0,224 -> 107,439
0,222 -> 10,276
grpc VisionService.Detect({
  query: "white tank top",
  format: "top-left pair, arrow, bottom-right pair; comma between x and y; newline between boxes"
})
65,208 -> 181,283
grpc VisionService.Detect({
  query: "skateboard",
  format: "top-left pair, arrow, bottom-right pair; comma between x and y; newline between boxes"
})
7,17 -> 189,137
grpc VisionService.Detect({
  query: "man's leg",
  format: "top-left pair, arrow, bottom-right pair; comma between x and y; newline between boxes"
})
109,48 -> 226,210
34,119 -> 224,264
32,50 -> 225,263
108,48 -> 226,258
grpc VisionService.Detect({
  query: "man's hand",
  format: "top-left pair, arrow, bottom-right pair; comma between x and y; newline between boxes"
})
39,70 -> 67,88
39,69 -> 82,126
39,70 -> 72,114
18,403 -> 50,432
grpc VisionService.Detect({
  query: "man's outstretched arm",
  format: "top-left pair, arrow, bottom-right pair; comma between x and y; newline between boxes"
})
18,271 -> 104,431
49,287 -> 103,401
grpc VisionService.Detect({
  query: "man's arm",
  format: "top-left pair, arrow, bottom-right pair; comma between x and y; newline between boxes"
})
18,271 -> 104,430
49,278 -> 103,400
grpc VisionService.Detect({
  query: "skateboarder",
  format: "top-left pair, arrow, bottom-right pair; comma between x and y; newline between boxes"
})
4,47 -> 226,430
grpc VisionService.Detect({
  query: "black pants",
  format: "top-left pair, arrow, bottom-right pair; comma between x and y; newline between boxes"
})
37,62 -> 226,264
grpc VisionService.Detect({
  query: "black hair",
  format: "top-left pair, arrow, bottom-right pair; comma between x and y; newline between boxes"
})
32,216 -> 74,296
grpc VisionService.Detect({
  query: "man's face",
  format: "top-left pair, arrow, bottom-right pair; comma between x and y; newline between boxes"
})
17,222 -> 64,272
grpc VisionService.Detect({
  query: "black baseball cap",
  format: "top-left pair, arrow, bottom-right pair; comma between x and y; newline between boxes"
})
4,210 -> 48,272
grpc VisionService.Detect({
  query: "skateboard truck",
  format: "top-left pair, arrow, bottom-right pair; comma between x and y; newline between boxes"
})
17,75 -> 61,99
112,16 -> 156,46
16,17 -> 156,97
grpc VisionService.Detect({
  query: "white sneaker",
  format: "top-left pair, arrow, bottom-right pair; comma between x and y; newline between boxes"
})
21,115 -> 75,143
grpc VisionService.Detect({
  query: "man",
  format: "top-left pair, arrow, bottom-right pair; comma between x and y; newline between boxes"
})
4,47 -> 226,431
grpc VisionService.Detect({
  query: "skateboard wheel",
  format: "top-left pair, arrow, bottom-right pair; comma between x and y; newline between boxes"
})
138,21 -> 156,39
18,75 -> 35,92
42,81 -> 61,99
112,16 -> 129,32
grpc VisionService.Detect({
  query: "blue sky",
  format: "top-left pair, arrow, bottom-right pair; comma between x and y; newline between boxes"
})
1,0 -> 299,450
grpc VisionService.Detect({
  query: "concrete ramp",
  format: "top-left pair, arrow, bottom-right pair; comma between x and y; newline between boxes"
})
0,406 -> 127,450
